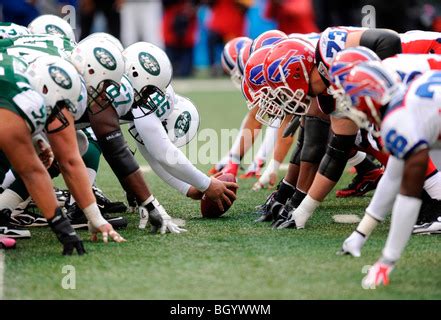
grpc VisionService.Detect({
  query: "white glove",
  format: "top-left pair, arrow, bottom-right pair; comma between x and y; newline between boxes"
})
139,198 -> 187,234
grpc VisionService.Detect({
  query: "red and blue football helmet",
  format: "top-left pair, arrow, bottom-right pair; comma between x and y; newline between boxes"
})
250,30 -> 287,54
329,46 -> 380,112
341,61 -> 401,131
262,38 -> 315,119
243,46 -> 284,127
221,36 -> 253,89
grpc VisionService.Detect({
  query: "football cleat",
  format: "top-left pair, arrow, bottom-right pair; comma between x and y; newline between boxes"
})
93,186 -> 127,213
0,209 -> 31,239
362,260 -> 394,288
255,191 -> 283,222
67,204 -> 128,230
272,205 -> 294,229
240,159 -> 265,179
276,217 -> 297,229
0,237 -> 16,249
9,207 -> 48,227
413,216 -> 441,235
337,231 -> 366,257
336,167 -> 383,197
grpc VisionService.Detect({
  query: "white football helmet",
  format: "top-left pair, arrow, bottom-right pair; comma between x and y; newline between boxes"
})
123,42 -> 173,116
70,37 -> 125,111
83,32 -> 124,52
27,55 -> 82,132
0,22 -> 29,39
28,14 -> 76,42
164,95 -> 200,148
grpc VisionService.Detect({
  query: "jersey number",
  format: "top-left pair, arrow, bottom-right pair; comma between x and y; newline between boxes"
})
385,129 -> 408,157
326,30 -> 348,58
415,72 -> 441,99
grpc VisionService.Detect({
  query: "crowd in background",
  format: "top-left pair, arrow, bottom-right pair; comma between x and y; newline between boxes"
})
1,0 -> 441,77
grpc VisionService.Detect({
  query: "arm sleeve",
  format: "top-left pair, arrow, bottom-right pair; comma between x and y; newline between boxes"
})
365,156 -> 404,221
136,140 -> 191,196
134,113 -> 211,192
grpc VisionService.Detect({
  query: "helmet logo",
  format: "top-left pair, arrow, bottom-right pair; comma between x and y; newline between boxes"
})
48,65 -> 72,89
93,47 -> 117,71
138,52 -> 160,76
174,111 -> 191,138
45,24 -> 66,36
249,64 -> 265,86
268,50 -> 304,83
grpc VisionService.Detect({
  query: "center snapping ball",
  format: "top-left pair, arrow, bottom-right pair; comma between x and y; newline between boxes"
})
201,173 -> 237,218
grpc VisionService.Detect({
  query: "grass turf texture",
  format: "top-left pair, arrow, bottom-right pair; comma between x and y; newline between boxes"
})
3,82 -> 441,299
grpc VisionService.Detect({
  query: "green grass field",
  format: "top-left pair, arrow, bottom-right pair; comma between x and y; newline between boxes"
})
3,80 -> 441,299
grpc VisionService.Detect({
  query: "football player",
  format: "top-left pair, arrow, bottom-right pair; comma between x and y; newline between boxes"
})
0,54 -> 86,254
337,62 -> 441,286
122,42 -> 238,219
271,27 -> 404,230
338,53 -> 441,257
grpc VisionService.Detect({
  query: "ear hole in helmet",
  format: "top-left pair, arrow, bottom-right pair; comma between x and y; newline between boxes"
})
42,85 -> 48,95
132,71 -> 138,77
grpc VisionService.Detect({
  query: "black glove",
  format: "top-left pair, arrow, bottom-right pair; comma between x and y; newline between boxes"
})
48,208 -> 86,256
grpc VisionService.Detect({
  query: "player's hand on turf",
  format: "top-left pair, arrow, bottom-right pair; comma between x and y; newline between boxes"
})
252,171 -> 277,191
48,208 -> 86,256
186,186 -> 204,200
37,139 -> 54,168
89,222 -> 126,243
205,176 -> 238,212
138,200 -> 187,234
362,260 -> 395,288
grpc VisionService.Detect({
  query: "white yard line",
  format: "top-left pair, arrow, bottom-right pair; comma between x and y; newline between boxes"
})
0,250 -> 4,300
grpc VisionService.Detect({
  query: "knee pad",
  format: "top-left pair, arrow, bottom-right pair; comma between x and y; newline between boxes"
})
290,125 -> 304,165
96,129 -> 140,179
319,133 -> 356,182
300,116 -> 330,164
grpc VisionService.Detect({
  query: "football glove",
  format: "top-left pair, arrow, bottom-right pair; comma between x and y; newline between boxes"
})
48,208 -> 86,256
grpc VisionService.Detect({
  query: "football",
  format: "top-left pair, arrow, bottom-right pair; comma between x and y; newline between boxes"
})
201,173 -> 238,218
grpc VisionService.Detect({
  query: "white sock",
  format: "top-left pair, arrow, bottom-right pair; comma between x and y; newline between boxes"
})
382,194 -> 421,263
423,171 -> 441,200
255,126 -> 277,162
293,195 -> 320,228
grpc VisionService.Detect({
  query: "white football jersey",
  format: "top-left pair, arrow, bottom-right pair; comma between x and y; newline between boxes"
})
383,54 -> 441,85
381,71 -> 441,159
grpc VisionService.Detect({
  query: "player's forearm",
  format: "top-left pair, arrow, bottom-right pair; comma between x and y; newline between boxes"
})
58,155 -> 95,208
366,156 -> 404,220
137,142 -> 191,196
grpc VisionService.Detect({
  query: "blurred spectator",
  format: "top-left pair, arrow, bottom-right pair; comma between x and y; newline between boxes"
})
121,0 -> 163,48
162,0 -> 198,77
264,0 -> 318,34
0,0 -> 39,26
205,0 -> 250,76
313,0 -> 361,30
79,0 -> 121,40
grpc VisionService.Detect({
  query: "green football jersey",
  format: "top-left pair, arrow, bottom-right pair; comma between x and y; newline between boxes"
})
0,34 -> 74,63
0,53 -> 47,134
0,22 -> 30,39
